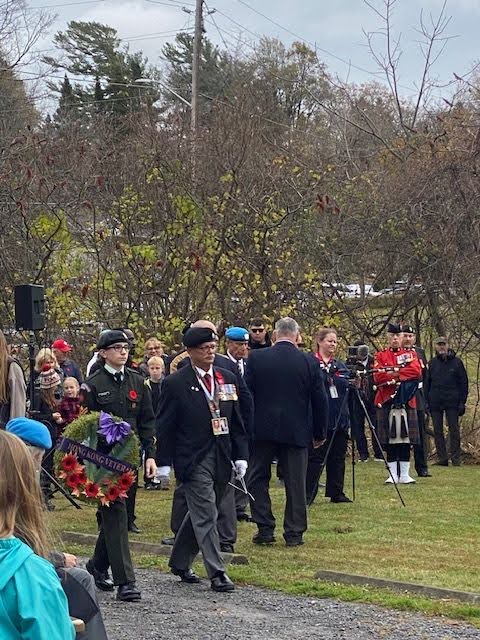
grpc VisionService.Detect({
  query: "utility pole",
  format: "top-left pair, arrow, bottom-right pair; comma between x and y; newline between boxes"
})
191,0 -> 203,152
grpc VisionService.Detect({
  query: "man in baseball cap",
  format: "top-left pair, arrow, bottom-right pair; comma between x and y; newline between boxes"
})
52,338 -> 82,384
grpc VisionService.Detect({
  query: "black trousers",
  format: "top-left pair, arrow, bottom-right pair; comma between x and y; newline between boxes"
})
125,473 -> 138,526
431,407 -> 461,464
349,401 -> 382,459
170,477 -> 237,545
93,498 -> 135,586
306,429 -> 348,504
249,441 -> 307,541
413,410 -> 429,474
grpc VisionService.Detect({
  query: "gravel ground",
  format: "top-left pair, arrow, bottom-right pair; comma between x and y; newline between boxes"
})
96,567 -> 480,640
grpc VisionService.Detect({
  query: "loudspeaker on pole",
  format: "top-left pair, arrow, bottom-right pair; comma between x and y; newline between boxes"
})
14,284 -> 45,331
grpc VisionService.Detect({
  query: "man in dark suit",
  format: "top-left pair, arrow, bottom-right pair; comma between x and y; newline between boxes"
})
157,326 -> 249,592
161,321 -> 253,552
245,317 -> 328,546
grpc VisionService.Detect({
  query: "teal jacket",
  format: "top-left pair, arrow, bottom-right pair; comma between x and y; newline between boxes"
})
0,537 -> 75,640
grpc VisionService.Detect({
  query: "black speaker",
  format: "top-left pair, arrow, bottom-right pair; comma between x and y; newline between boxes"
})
14,284 -> 45,331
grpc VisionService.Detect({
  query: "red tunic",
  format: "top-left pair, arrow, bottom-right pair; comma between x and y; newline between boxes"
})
373,347 -> 422,408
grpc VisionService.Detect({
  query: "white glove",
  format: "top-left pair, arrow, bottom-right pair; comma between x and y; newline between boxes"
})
155,465 -> 171,479
234,460 -> 248,480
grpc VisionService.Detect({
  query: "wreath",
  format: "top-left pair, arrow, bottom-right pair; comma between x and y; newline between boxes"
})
54,411 -> 140,506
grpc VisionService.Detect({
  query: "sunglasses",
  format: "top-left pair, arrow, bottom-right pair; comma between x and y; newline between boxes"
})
251,328 -> 265,333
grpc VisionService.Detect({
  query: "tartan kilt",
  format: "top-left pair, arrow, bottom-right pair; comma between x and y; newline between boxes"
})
376,405 -> 419,447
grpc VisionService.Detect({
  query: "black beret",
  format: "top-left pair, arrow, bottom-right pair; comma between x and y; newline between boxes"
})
387,323 -> 402,334
97,330 -> 129,350
400,324 -> 414,334
183,327 -> 218,348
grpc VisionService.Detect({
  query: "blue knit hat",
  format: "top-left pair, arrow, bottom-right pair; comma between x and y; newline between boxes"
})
225,326 -> 249,342
6,417 -> 52,450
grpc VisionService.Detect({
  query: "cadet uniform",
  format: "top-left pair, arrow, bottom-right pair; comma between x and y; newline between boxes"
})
80,330 -> 156,602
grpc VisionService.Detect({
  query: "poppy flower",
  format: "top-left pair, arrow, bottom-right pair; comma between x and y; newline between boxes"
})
77,469 -> 88,484
104,485 -> 121,503
117,471 -> 135,491
66,473 -> 83,489
61,453 -> 78,472
83,481 -> 100,498
128,389 -> 138,401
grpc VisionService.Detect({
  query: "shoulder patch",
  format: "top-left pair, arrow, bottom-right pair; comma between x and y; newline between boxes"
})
80,382 -> 92,393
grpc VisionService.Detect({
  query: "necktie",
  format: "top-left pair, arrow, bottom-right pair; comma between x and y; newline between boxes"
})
203,373 -> 212,394
114,372 -> 122,384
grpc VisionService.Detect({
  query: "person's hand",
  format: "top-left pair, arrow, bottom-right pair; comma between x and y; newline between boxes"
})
52,412 -> 62,423
63,553 -> 77,568
313,439 -> 326,448
458,403 -> 466,417
234,460 -> 248,479
145,458 -> 157,479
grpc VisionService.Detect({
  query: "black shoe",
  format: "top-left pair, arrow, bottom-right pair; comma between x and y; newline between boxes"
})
117,582 -> 141,602
417,470 -> 432,477
285,538 -> 304,547
210,572 -> 235,592
86,559 -> 114,591
128,523 -> 141,534
434,460 -> 448,466
451,460 -> 461,467
161,536 -> 175,546
220,543 -> 235,554
331,495 -> 353,503
171,567 -> 200,584
252,532 -> 275,545
237,513 -> 253,522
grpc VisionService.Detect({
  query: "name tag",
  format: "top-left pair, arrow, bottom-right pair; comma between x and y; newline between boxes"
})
329,385 -> 339,399
212,416 -> 229,436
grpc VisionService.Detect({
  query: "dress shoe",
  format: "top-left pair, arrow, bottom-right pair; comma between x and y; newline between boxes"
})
252,532 -> 275,545
417,470 -> 432,477
86,559 -> 114,591
161,536 -> 175,546
116,582 -> 141,602
237,513 -> 253,522
434,460 -> 448,466
220,543 -> 235,554
171,567 -> 200,584
128,523 -> 141,534
330,494 -> 353,503
210,572 -> 235,592
285,538 -> 304,547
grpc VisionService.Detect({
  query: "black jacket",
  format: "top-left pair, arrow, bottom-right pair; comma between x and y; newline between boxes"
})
426,350 -> 468,409
245,341 -> 329,446
156,365 -> 249,483
81,365 -> 156,459
178,353 -> 254,437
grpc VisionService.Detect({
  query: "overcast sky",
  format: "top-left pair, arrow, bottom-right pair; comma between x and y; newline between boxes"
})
26,0 -> 480,99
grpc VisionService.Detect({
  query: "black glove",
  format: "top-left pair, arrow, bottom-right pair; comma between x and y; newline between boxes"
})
458,403 -> 466,417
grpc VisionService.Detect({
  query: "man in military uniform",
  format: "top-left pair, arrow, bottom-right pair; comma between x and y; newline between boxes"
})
373,324 -> 422,484
401,325 -> 431,477
157,326 -> 249,592
80,330 -> 156,602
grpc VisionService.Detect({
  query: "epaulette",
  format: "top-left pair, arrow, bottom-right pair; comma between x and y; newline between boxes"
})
86,368 -> 102,382
126,366 -> 144,379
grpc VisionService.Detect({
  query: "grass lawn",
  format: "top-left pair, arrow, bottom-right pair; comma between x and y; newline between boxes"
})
48,462 -> 480,625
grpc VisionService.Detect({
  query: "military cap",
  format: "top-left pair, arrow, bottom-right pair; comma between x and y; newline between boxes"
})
6,417 -> 52,450
97,329 -> 129,350
387,323 -> 402,334
225,326 -> 249,342
183,327 -> 218,348
400,324 -> 414,334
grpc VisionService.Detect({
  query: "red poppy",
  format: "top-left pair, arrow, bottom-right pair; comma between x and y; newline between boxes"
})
61,453 -> 78,472
77,469 -> 88,484
66,473 -> 83,489
117,471 -> 135,491
104,485 -> 121,503
215,371 -> 225,386
83,481 -> 100,498
128,389 -> 138,401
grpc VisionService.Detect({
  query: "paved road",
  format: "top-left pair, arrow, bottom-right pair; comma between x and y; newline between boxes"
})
97,568 -> 480,639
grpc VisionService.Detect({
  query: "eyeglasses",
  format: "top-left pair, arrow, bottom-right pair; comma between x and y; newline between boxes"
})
251,328 -> 265,333
107,344 -> 130,353
194,343 -> 217,352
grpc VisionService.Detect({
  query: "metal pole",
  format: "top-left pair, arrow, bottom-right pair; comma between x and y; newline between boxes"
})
191,0 -> 203,159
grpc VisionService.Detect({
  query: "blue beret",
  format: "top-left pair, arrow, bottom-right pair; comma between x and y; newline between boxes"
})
6,417 -> 52,450
225,326 -> 249,342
